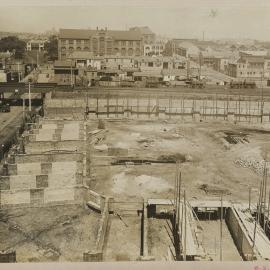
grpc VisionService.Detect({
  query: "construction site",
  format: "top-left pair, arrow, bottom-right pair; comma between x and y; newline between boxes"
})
0,88 -> 270,263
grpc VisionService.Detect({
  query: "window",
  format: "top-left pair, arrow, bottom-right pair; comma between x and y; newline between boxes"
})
77,47 -> 81,50
121,41 -> 126,46
69,40 -> 73,45
129,41 -> 133,46
128,48 -> 133,56
136,41 -> 140,47
148,62 -> 153,67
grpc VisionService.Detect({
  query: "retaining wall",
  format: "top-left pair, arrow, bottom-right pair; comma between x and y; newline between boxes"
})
226,208 -> 254,260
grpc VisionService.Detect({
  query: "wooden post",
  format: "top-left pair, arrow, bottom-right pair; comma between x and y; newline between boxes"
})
249,187 -> 251,212
220,194 -> 223,261
177,171 -> 182,227
137,95 -> 139,118
148,95 -> 150,119
127,96 -> 130,118
258,181 -> 263,224
107,94 -> 109,118
116,95 -> 119,118
263,166 -> 267,231
252,203 -> 259,260
96,94 -> 99,118
267,190 -> 270,224
183,190 -> 187,261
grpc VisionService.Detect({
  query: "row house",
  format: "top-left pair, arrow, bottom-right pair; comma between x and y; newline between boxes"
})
58,28 -> 143,60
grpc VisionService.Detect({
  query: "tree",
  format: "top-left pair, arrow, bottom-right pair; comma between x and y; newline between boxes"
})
0,36 -> 26,59
44,35 -> 58,61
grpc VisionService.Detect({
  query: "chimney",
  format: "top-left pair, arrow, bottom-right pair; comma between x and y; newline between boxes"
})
96,26 -> 98,30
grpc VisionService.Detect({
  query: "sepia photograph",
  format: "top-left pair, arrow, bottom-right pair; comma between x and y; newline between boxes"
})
0,0 -> 270,269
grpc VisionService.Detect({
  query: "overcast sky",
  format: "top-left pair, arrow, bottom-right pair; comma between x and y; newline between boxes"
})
0,0 -> 270,41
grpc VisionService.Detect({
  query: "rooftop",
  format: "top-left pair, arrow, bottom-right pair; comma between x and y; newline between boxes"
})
59,28 -> 142,41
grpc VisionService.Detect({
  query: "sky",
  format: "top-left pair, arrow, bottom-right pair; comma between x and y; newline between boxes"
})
0,0 -> 270,41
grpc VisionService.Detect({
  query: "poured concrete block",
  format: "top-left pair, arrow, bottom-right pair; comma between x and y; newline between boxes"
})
41,163 -> 52,174
17,163 -> 41,175
52,133 -> 61,141
0,177 -> 10,190
28,134 -> 36,142
48,173 -> 76,188
36,175 -> 49,188
44,188 -> 75,203
10,175 -> 36,189
30,189 -> 44,205
1,190 -> 30,205
31,129 -> 39,135
57,123 -> 65,129
54,128 -> 63,135
108,147 -> 128,156
52,161 -> 77,174
7,164 -> 17,175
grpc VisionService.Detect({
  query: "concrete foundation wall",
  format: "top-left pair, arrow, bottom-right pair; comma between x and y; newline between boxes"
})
25,141 -> 84,154
14,153 -> 83,163
9,175 -> 36,189
44,188 -> 75,203
17,163 -> 41,175
1,190 -> 30,205
48,173 -> 76,187
226,208 -> 253,260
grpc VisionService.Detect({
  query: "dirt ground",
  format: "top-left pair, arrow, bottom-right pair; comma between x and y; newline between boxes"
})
0,204 -> 100,262
90,119 -> 270,203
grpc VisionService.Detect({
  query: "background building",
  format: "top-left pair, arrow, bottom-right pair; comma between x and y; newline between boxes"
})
129,26 -> 156,45
26,39 -> 46,51
58,28 -> 143,60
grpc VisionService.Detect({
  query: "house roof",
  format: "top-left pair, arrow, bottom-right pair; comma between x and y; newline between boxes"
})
59,28 -> 142,41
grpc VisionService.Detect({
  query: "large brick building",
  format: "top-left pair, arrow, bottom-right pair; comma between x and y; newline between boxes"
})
58,28 -> 143,60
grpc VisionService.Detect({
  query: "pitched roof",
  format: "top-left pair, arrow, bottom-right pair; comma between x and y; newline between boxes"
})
59,28 -> 142,41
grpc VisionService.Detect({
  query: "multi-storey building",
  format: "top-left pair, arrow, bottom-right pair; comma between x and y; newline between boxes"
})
144,41 -> 165,56
58,28 -> 143,60
26,39 -> 46,51
129,26 -> 156,45
228,55 -> 270,79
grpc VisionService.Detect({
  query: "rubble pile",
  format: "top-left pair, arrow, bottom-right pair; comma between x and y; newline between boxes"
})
234,158 -> 269,176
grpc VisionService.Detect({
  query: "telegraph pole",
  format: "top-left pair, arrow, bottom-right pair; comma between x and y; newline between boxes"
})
28,80 -> 31,112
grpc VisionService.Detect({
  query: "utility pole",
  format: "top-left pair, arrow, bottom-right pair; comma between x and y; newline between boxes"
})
28,80 -> 31,112
183,190 -> 187,261
220,194 -> 223,261
17,62 -> 20,82
260,69 -> 264,123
